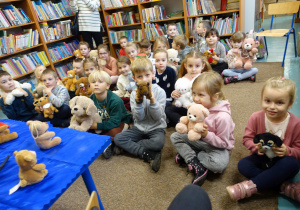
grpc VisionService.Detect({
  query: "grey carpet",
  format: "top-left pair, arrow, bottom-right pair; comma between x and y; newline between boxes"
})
50,62 -> 284,210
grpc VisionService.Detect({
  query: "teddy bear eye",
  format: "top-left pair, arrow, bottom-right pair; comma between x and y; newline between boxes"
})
194,115 -> 196,117
83,107 -> 86,110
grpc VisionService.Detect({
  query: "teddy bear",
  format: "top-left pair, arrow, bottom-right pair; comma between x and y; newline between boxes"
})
33,95 -> 58,119
203,48 -> 217,65
14,150 -> 48,187
253,132 -> 283,169
167,49 -> 180,63
0,122 -> 18,144
235,37 -> 259,70
62,70 -> 77,91
27,121 -> 61,150
75,77 -> 92,97
73,49 -> 84,59
176,104 -> 209,141
136,81 -> 152,103
32,84 -> 45,99
0,80 -> 31,105
69,96 -> 102,132
174,78 -> 194,108
89,50 -> 98,59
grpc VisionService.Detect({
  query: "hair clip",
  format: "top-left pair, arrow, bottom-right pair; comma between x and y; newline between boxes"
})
282,77 -> 285,80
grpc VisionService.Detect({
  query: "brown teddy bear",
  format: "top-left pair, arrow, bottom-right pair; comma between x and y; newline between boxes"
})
69,96 -> 102,132
27,121 -> 61,149
62,70 -> 77,91
73,49 -> 84,59
136,81 -> 152,103
14,150 -> 48,187
32,84 -> 45,100
0,123 -> 18,144
33,95 -> 58,119
75,77 -> 92,97
203,48 -> 217,65
235,37 -> 259,70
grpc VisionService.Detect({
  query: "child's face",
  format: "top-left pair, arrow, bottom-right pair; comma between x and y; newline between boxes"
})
0,75 -> 15,93
90,78 -> 110,96
184,58 -> 205,79
126,46 -> 138,60
73,62 -> 84,76
167,26 -> 178,38
141,46 -> 152,57
36,65 -> 46,79
231,40 -> 243,49
206,34 -> 218,46
80,45 -> 90,57
156,41 -> 167,50
192,83 -> 217,109
42,74 -> 58,89
98,49 -> 109,61
133,69 -> 154,85
196,23 -> 205,36
261,87 -> 292,123
120,39 -> 128,49
155,52 -> 168,72
84,63 -> 98,78
118,62 -> 131,76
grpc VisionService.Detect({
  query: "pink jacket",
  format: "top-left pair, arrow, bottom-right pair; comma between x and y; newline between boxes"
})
203,100 -> 235,151
103,56 -> 118,76
243,110 -> 300,162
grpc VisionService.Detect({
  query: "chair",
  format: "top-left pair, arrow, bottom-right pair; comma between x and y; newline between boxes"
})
256,1 -> 300,66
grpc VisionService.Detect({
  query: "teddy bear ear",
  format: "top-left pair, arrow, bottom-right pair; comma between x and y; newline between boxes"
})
202,108 -> 209,118
86,102 -> 97,116
14,151 -> 18,156
24,155 -> 33,162
69,97 -> 77,108
253,134 -> 261,143
26,121 -> 32,126
187,104 -> 193,109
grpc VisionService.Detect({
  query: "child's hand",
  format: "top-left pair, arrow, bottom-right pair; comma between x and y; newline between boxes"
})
256,143 -> 265,155
44,87 -> 53,96
15,87 -> 28,97
39,106 -> 44,112
273,144 -> 289,157
90,121 -> 98,130
200,124 -> 208,138
171,90 -> 181,99
150,91 -> 156,104
212,55 -> 219,61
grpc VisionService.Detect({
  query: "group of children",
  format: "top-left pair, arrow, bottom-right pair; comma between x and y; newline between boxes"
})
0,20 -> 299,204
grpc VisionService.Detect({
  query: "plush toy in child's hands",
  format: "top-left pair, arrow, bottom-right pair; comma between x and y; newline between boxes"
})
235,38 -> 259,70
62,70 -> 77,91
0,81 -> 32,105
167,49 -> 180,63
32,84 -> 45,99
203,48 -> 218,65
73,49 -> 84,59
27,121 -> 61,149
135,81 -> 152,103
0,123 -> 18,144
33,95 -> 58,119
176,104 -> 209,141
75,77 -> 92,97
174,78 -> 194,108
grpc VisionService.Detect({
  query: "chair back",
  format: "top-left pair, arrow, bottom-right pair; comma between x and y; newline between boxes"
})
268,1 -> 300,15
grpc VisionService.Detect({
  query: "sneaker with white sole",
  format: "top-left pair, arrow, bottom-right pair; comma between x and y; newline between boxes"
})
102,143 -> 113,159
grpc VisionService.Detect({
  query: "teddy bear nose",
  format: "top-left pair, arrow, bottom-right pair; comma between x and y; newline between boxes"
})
74,108 -> 78,111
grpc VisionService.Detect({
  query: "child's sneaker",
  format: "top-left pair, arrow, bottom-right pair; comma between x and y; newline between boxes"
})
224,76 -> 238,85
141,150 -> 161,172
113,145 -> 123,155
102,143 -> 113,159
249,74 -> 256,82
187,157 -> 208,186
175,153 -> 187,167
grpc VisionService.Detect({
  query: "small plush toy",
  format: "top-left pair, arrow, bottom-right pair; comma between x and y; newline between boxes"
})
33,95 -> 58,119
0,123 -> 18,144
174,77 -> 194,108
14,150 -> 48,187
32,84 -> 45,99
75,77 -> 92,97
136,81 -> 152,103
176,104 -> 209,141
253,132 -> 283,169
124,71 -> 136,92
62,70 -> 77,91
167,49 -> 180,63
0,81 -> 32,105
235,37 -> 259,70
73,49 -> 84,58
89,50 -> 98,60
69,96 -> 102,132
27,121 -> 61,149
98,59 -> 107,68
203,48 -> 217,65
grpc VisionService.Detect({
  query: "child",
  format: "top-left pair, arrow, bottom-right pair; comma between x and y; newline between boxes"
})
154,49 -> 176,107
226,77 -> 300,202
139,38 -> 153,58
34,64 -> 47,84
165,22 -> 178,47
119,36 -> 128,57
0,71 -> 38,121
89,70 -> 132,159
78,41 -> 91,58
171,71 -> 235,186
223,31 -> 258,84
172,34 -> 193,66
125,42 -> 139,62
83,58 -> 99,78
194,20 -> 211,52
153,36 -> 170,51
73,58 -> 85,80
165,50 -> 211,127
38,69 -> 71,127
98,44 -> 118,84
114,57 -> 167,172
200,29 -> 228,74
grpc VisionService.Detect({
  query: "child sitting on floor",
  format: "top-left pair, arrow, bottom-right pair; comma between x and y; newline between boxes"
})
172,34 -> 193,68
194,20 -> 211,52
73,58 -> 85,80
84,58 -> 100,78
139,38 -> 153,59
153,36 -> 170,51
125,42 -> 139,62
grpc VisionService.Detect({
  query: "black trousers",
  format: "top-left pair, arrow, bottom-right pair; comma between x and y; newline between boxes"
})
81,30 -> 103,49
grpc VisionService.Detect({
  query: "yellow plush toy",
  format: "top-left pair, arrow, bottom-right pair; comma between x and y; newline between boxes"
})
33,96 -> 58,119
14,150 -> 48,187
62,70 -> 77,91
0,123 -> 18,144
73,49 -> 84,58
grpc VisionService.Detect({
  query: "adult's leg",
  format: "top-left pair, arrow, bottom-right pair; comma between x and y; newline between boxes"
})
137,128 -> 165,152
91,31 -> 103,47
81,31 -> 93,50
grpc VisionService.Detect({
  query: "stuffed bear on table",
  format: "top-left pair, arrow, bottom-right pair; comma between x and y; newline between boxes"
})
0,122 -> 18,144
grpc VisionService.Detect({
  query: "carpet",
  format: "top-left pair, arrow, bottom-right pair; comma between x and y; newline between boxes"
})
50,62 -> 284,210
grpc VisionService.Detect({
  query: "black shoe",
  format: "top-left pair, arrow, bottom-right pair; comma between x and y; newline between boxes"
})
187,157 -> 208,186
113,145 -> 122,155
141,150 -> 161,172
224,76 -> 238,85
175,153 -> 187,167
102,143 -> 113,159
248,74 -> 256,82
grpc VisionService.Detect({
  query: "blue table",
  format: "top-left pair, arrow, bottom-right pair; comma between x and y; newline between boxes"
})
0,119 -> 110,210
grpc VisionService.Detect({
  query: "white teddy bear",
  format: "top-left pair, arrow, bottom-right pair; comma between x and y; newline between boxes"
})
0,80 -> 31,105
167,49 -> 180,63
174,77 -> 194,108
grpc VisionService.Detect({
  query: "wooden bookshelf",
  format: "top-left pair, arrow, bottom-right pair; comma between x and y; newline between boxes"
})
0,43 -> 43,59
103,3 -> 138,11
38,14 -> 76,23
46,35 -> 75,44
0,22 -> 35,31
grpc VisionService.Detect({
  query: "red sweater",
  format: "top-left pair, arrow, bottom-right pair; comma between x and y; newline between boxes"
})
119,48 -> 127,57
243,110 -> 300,162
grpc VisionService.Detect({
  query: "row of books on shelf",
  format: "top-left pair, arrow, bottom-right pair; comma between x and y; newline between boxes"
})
0,51 -> 49,78
31,0 -> 74,21
211,13 -> 238,35
186,0 -> 217,16
102,0 -> 137,9
220,38 -> 231,52
0,29 -> 39,56
144,22 -> 185,41
18,76 -> 38,92
106,11 -> 140,27
0,5 -> 31,28
142,5 -> 167,23
55,61 -> 72,79
40,20 -> 72,42
48,40 -> 79,62
109,29 -> 143,43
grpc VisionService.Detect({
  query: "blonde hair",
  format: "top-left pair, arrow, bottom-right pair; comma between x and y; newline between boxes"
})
83,58 -> 99,69
178,50 -> 212,78
139,38 -> 151,48
79,41 -> 90,49
41,68 -> 58,79
97,44 -> 110,53
125,42 -> 138,52
261,76 -> 296,105
173,34 -> 189,50
119,36 -> 128,42
117,56 -> 131,66
230,31 -> 246,42
192,71 -> 225,100
34,64 -> 46,78
153,36 -> 170,51
88,70 -> 111,85
153,49 -> 168,59
131,57 -> 152,76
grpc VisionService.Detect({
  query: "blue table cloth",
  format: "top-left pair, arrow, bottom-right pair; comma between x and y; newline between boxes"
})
0,119 -> 110,210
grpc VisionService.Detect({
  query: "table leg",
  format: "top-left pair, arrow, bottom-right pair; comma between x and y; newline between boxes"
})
82,168 -> 104,210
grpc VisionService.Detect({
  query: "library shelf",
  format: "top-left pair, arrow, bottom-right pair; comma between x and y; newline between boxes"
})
12,64 -> 50,80
46,35 -> 75,44
0,22 -> 35,32
0,0 -> 22,3
0,43 -> 43,60
187,9 -> 239,18
145,16 -> 184,23
103,4 -> 138,11
139,0 -> 162,5
53,55 -> 75,64
188,33 -> 234,39
38,14 -> 76,23
108,23 -> 141,29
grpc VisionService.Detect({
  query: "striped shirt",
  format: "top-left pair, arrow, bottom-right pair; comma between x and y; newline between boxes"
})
70,0 -> 101,32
